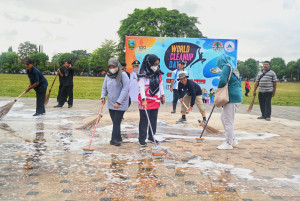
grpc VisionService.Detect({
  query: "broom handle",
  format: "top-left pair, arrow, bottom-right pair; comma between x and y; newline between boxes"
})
48,74 -> 58,93
144,109 -> 159,149
182,102 -> 200,122
200,105 -> 215,138
15,90 -> 27,101
88,102 -> 104,148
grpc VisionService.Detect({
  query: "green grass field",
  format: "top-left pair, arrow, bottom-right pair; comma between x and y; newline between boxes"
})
0,74 -> 299,106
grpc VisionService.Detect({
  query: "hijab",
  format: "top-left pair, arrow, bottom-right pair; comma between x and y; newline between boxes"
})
217,54 -> 240,80
138,54 -> 164,96
107,58 -> 123,84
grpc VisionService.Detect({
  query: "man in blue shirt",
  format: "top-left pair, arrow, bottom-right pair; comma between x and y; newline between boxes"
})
25,59 -> 48,116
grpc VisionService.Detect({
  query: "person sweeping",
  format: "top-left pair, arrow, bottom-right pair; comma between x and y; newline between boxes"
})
25,59 -> 48,116
137,54 -> 165,147
100,58 -> 129,146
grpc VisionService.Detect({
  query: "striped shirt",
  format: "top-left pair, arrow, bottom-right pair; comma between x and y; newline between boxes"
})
255,70 -> 278,93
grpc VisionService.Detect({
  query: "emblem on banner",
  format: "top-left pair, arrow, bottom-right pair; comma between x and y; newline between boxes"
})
224,41 -> 235,52
128,39 -> 136,50
212,41 -> 223,52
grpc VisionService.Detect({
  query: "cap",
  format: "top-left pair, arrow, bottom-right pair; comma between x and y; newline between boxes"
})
177,72 -> 189,80
179,60 -> 186,64
25,59 -> 33,64
132,60 -> 140,65
120,62 -> 127,67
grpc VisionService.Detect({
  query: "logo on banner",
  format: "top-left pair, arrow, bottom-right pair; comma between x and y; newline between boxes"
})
128,39 -> 136,50
212,41 -> 223,52
224,41 -> 235,52
164,42 -> 206,71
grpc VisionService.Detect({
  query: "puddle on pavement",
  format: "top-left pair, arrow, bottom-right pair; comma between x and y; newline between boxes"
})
0,103 -> 290,200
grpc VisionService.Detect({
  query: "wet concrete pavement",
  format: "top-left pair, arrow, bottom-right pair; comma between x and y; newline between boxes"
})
0,97 -> 300,201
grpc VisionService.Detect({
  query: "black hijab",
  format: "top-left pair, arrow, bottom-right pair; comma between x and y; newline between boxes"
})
138,54 -> 164,96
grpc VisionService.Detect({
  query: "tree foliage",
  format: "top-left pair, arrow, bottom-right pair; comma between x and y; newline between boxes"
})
0,52 -> 19,73
57,53 -> 77,66
18,41 -> 38,60
29,52 -> 49,72
270,57 -> 286,79
89,39 -> 118,74
117,7 -> 205,59
73,58 -> 89,74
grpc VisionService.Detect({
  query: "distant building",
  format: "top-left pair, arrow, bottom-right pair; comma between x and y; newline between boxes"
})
39,45 -> 43,53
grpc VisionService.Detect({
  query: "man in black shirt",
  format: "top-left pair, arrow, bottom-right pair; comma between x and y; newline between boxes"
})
176,72 -> 207,123
25,59 -> 48,116
55,61 -> 74,108
55,62 -> 67,106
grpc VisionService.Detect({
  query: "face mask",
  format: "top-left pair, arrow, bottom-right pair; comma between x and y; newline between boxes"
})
150,66 -> 158,72
109,68 -> 118,74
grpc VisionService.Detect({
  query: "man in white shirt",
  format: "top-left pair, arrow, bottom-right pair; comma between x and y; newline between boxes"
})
170,60 -> 188,113
129,60 -> 140,102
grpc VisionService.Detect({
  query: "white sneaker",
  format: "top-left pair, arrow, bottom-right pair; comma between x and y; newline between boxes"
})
217,141 -> 233,150
232,139 -> 239,147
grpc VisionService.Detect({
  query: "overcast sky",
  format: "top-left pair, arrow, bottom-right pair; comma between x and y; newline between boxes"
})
0,0 -> 299,63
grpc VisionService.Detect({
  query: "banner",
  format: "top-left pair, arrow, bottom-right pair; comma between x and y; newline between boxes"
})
125,36 -> 238,103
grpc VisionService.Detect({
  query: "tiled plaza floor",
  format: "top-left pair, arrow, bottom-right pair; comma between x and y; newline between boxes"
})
0,97 -> 299,201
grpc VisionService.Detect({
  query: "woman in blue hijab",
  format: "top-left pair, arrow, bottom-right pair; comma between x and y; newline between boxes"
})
216,54 -> 242,150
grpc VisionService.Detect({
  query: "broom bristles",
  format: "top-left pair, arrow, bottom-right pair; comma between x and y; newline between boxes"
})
199,121 -> 220,134
247,96 -> 256,113
44,92 -> 50,106
76,117 -> 97,130
0,101 -> 15,120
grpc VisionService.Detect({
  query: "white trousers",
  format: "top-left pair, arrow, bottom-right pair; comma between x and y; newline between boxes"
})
221,103 -> 240,145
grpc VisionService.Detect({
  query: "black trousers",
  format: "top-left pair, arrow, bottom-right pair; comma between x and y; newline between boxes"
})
59,85 -> 73,106
109,109 -> 125,143
139,109 -> 158,144
258,92 -> 273,118
35,87 -> 47,114
172,89 -> 179,111
245,88 -> 250,96
57,84 -> 64,103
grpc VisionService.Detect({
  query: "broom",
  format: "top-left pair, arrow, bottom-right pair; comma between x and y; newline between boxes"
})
44,74 -> 58,106
83,102 -> 105,154
76,107 -> 108,130
0,91 -> 26,120
247,95 -> 256,113
182,102 -> 219,133
144,109 -> 165,159
196,105 -> 216,142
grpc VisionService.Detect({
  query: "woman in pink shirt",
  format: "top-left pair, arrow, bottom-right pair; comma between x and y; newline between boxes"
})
137,54 -> 165,147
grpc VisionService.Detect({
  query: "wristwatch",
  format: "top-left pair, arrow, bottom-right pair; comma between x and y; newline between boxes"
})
142,98 -> 145,101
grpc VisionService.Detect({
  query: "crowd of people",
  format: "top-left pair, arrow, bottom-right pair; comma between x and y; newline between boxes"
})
24,54 -> 278,150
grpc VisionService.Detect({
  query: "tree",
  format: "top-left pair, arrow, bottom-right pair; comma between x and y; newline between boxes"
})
286,61 -> 297,80
89,39 -> 118,75
237,61 -> 250,79
71,50 -> 89,60
8,46 -> 12,52
0,52 -> 19,73
270,57 -> 286,80
18,41 -> 38,60
51,53 -> 62,71
244,58 -> 258,79
57,53 -> 77,67
73,58 -> 89,74
29,52 -> 49,72
295,59 -> 300,80
117,7 -> 205,61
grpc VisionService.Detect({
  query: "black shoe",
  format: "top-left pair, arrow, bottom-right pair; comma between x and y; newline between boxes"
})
148,139 -> 159,144
171,110 -> 176,114
139,141 -> 147,147
33,113 -> 42,116
54,105 -> 62,108
68,105 -> 72,108
110,141 -> 121,146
